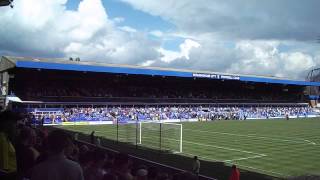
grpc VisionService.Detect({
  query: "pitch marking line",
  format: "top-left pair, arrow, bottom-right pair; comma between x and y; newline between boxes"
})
183,152 -> 267,163
140,136 -> 265,156
184,128 -> 317,145
224,154 -> 267,162
182,139 -> 266,156
304,139 -> 317,145
184,152 -> 288,177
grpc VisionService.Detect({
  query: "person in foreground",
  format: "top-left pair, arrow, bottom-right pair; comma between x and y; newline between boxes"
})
0,110 -> 21,179
229,165 -> 240,180
31,130 -> 84,180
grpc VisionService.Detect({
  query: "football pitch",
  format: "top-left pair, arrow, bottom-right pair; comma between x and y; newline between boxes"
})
58,118 -> 320,178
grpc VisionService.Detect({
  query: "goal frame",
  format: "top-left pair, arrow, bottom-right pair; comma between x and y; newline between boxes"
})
138,121 -> 183,153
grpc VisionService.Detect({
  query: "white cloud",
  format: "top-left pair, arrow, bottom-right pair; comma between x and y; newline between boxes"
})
119,0 -> 320,79
0,0 -> 160,64
149,37 -> 319,79
159,39 -> 200,63
225,41 -> 316,79
280,52 -> 315,76
150,30 -> 163,37
158,48 -> 180,63
139,60 -> 155,66
180,39 -> 201,60
113,17 -> 125,24
119,26 -> 137,33
120,0 -> 320,41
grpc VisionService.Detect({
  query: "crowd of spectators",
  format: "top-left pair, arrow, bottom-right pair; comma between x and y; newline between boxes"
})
0,110 -> 211,180
31,105 -> 316,124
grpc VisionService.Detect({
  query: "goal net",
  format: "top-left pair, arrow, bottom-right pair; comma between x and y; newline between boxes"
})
138,122 -> 182,153
117,123 -> 138,144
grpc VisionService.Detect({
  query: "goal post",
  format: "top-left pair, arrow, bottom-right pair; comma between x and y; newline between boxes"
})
138,121 -> 183,153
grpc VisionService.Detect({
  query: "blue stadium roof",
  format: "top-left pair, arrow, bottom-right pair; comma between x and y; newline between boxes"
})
2,56 -> 320,86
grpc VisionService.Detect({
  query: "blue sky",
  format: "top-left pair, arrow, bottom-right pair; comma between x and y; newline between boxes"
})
0,0 -> 319,79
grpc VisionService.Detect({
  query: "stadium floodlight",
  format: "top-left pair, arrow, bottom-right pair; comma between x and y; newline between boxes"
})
138,122 -> 183,153
0,0 -> 13,8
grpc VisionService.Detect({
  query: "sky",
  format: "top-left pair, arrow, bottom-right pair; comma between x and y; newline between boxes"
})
0,0 -> 319,80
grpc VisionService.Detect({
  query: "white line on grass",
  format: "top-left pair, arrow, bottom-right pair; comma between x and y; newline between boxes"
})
224,154 -> 267,162
304,140 -> 317,145
184,152 -> 288,177
182,152 -> 266,163
140,136 -> 265,156
182,140 -> 266,156
184,128 -> 317,145
141,136 -> 268,163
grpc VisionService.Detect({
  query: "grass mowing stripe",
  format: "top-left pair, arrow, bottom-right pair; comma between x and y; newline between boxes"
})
184,128 -> 314,145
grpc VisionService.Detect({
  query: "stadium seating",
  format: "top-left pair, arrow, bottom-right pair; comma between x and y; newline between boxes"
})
26,105 -> 319,125
13,70 -> 306,103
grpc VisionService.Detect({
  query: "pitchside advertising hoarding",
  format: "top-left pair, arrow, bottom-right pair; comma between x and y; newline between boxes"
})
192,73 -> 240,80
43,119 -> 198,126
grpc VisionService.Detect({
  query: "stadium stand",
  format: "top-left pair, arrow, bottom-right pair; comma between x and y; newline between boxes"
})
1,55 -> 320,122
8,69 -> 313,103
1,56 -> 320,179
1,56 -> 320,105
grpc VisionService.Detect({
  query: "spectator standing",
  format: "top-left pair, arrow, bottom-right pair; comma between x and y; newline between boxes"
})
74,133 -> 79,141
31,130 -> 84,180
90,131 -> 95,144
229,165 -> 240,180
192,156 -> 200,176
96,137 -> 101,147
0,110 -> 21,177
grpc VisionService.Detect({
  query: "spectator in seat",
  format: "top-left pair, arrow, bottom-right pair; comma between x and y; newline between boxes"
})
111,153 -> 133,180
84,149 -> 107,180
31,130 -> 84,180
173,172 -> 197,180
229,165 -> 240,180
147,167 -> 159,180
103,173 -> 118,180
132,165 -> 148,180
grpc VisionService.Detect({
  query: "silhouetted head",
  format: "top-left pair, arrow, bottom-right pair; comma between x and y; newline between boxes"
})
0,110 -> 22,139
48,129 -> 72,154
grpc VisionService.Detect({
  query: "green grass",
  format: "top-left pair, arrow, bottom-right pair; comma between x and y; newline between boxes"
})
58,118 -> 320,179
